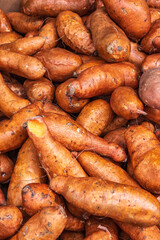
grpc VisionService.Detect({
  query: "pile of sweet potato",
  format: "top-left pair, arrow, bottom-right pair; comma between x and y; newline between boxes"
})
0,0 -> 160,239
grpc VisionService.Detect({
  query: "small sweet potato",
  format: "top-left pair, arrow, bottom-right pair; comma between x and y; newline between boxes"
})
7,12 -> 43,34
0,154 -> 14,183
90,9 -> 130,62
128,41 -> 146,68
55,78 -> 89,113
102,116 -> 128,136
35,48 -> 82,82
104,127 -> 126,149
145,106 -> 160,124
0,32 -> 22,45
0,206 -> 23,240
150,8 -> 160,24
0,8 -> 12,32
65,209 -> 85,232
60,231 -> 84,240
24,77 -> 55,103
142,53 -> 160,72
76,99 -> 114,136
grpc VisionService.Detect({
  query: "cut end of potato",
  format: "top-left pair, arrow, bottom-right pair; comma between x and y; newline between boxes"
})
27,117 -> 46,137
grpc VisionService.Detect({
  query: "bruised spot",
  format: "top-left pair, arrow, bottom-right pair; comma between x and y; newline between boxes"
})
117,46 -> 123,51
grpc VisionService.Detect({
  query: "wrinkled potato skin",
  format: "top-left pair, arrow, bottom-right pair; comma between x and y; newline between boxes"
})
55,78 -> 89,113
0,206 -> 23,240
90,9 -> 130,62
142,53 -> 160,72
0,32 -> 22,45
35,48 -> 82,82
104,127 -> 126,149
0,154 -> 14,183
60,231 -> 84,240
144,106 -> 160,124
76,99 -> 114,135
0,8 -> 12,32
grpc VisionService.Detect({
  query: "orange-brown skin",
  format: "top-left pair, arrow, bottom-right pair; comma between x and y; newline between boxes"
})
27,117 -> 87,180
110,86 -> 144,120
76,99 -> 114,136
0,32 -> 22,45
0,206 -> 23,240
80,55 -> 103,64
145,106 -> 160,124
25,30 -> 39,38
22,0 -> 95,17
0,102 -> 43,154
43,102 -> 70,117
141,19 -> 160,53
22,183 -> 63,216
125,125 -> 160,193
0,73 -> 30,118
147,0 -> 160,9
77,151 -> 138,187
50,176 -> 160,226
150,8 -> 160,24
141,121 -> 155,132
11,206 -> 67,240
156,129 -> 160,141
56,11 -> 95,55
0,154 -> 14,183
84,230 -> 111,240
104,127 -> 127,149
43,112 -> 127,162
81,14 -> 93,30
85,216 -> 118,239
7,12 -> 43,34
103,0 -> 151,41
67,62 -> 139,99
66,202 -> 89,220
7,138 -> 45,207
116,221 -> 160,240
139,68 -> 160,110
35,48 -> 82,82
95,0 -> 104,9
24,77 -> 55,103
128,41 -> 146,68
0,8 -> 12,33
142,53 -> 160,72
102,116 -> 128,136
90,9 -> 130,62
60,231 -> 84,240
56,78 -> 89,114
0,188 -> 5,205
119,231 -> 132,240
0,50 -> 45,79
39,18 -> 58,50
65,208 -> 85,232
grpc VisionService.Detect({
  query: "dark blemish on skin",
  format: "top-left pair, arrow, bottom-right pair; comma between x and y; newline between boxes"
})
22,185 -> 35,197
22,122 -> 28,129
117,46 -> 123,51
42,193 -> 49,199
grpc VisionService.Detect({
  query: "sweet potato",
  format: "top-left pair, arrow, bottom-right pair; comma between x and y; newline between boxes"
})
76,99 -> 114,136
142,53 -> 160,72
102,116 -> 128,136
139,68 -> 160,110
11,206 -> 67,240
0,206 -> 23,240
128,41 -> 146,68
55,78 -> 89,113
27,116 -> 87,179
141,19 -> 160,53
110,86 -> 145,120
150,8 -> 160,24
7,12 -> 43,34
43,102 -> 70,118
24,77 -> 55,103
22,183 -> 62,216
43,112 -> 127,162
65,208 -> 85,232
21,0 -> 95,17
35,47 -> 82,82
0,32 -> 22,45
95,0 -> 104,9
0,102 -> 43,154
0,50 -> 45,79
141,121 -> 155,132
82,14 -> 93,30
80,55 -> 103,64
0,154 -> 14,183
39,18 -> 58,49
7,138 -> 45,206
147,0 -> 160,9
0,73 -> 30,118
60,231 -> 84,240
50,176 -> 160,226
67,62 -> 138,99
0,188 -> 5,205
77,151 -> 138,187
0,8 -> 12,32
66,202 -> 89,220
103,0 -> 151,41
90,9 -> 130,62
56,11 -> 95,55
125,125 -> 160,193
84,230 -> 111,240
144,106 -> 160,124
104,127 -> 126,149
25,30 -> 39,38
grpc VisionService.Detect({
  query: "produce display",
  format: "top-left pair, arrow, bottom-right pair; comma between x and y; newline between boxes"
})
0,1 -> 160,239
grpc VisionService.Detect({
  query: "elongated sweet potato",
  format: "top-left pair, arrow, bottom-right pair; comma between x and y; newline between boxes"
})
0,8 -> 12,32
125,125 -> 160,193
24,77 -> 55,103
0,73 -> 30,118
0,102 -> 43,154
90,9 -> 130,62
43,112 -> 127,162
150,8 -> 160,24
0,50 -> 45,79
142,53 -> 160,72
76,99 -> 113,136
56,11 -> 95,55
7,12 -> 43,34
35,48 -> 82,82
55,78 -> 89,113
21,0 -> 95,17
103,0 -> 151,41
50,176 -> 160,226
0,206 -> 23,240
67,62 -> 138,99
0,154 -> 14,183
27,116 -> 87,179
0,32 -> 22,45
7,138 -> 45,206
60,231 -> 84,240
